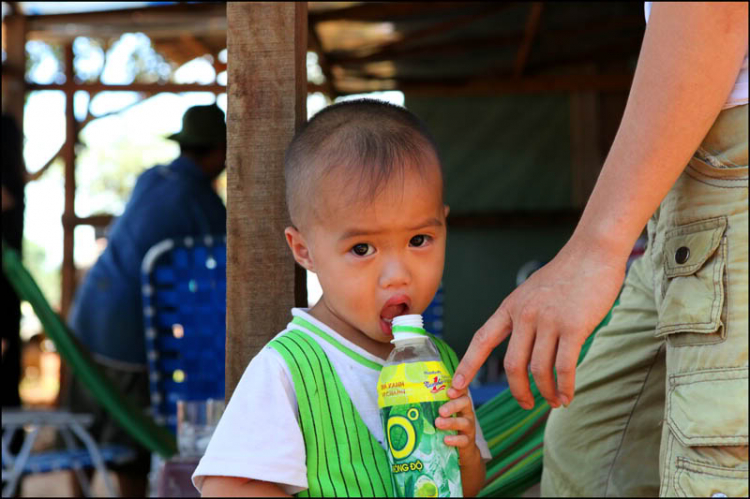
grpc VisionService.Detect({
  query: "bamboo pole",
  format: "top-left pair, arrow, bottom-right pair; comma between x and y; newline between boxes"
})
61,42 -> 77,319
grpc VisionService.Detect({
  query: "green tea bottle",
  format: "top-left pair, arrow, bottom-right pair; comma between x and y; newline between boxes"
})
378,314 -> 463,497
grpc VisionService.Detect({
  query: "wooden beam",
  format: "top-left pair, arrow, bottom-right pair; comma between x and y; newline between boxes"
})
512,2 -> 544,78
447,210 -> 582,229
349,2 -> 517,60
524,37 -> 643,75
380,73 -> 633,96
61,42 -> 77,319
326,14 -> 643,66
2,14 -> 26,130
178,34 -> 214,60
25,3 -> 227,43
74,214 -> 115,228
27,144 -> 64,182
26,2 -> 226,28
308,24 -> 338,99
309,2 -> 472,23
28,82 -> 227,94
328,32 -> 519,66
226,2 -> 308,400
27,81 -> 331,94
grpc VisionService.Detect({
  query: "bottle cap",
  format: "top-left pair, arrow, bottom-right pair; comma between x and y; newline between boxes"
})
391,314 -> 428,343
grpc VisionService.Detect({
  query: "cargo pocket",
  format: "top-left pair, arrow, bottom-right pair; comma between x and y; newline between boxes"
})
667,368 -> 749,498
656,217 -> 728,347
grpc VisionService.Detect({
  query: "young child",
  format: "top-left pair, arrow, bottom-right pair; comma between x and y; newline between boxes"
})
193,99 -> 490,497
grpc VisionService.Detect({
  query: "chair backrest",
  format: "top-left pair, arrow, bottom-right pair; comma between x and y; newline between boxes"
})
141,235 -> 226,433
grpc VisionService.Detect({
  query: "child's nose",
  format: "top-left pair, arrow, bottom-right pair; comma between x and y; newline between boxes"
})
379,257 -> 411,289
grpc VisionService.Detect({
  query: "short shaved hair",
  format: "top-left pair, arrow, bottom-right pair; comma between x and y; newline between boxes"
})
284,99 -> 442,228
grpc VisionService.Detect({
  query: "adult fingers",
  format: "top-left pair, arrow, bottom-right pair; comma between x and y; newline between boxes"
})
554,336 -> 581,407
451,306 -> 512,391
529,322 -> 560,408
503,308 -> 537,410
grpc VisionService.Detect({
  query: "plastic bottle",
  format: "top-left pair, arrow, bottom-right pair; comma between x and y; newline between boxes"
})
377,314 -> 463,497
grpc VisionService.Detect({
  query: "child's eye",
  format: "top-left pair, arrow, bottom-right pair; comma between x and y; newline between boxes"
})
409,235 -> 431,247
351,243 -> 374,257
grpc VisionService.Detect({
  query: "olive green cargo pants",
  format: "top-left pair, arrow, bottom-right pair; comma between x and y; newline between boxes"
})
541,104 -> 748,497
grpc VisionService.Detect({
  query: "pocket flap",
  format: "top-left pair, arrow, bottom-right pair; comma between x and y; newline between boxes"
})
668,368 -> 748,447
676,458 -> 749,498
664,217 -> 727,278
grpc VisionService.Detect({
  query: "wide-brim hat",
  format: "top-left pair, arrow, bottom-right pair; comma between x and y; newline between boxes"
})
167,104 -> 226,147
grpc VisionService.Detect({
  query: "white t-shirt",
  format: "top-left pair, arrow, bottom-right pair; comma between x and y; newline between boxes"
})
192,308 -> 492,495
645,2 -> 748,109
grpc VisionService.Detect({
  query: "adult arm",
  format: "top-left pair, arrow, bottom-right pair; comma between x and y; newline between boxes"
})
450,2 -> 748,409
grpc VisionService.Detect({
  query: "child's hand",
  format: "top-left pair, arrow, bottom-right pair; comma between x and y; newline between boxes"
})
435,388 -> 481,463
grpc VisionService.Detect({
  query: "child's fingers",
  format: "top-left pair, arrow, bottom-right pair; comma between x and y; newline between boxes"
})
439,395 -> 471,418
443,433 -> 471,448
447,386 -> 464,399
435,416 -> 473,434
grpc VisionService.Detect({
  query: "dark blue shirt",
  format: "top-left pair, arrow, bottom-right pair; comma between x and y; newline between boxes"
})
69,156 -> 226,367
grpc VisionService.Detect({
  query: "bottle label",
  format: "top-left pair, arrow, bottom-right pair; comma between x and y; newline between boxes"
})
378,361 -> 451,407
378,362 -> 462,497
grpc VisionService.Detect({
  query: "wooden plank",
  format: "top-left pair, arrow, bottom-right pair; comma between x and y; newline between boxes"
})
308,24 -> 338,99
326,15 -> 643,66
26,2 -> 226,28
512,2 -> 544,78
352,2 -> 517,59
61,42 -> 77,319
2,14 -> 26,131
393,73 -> 633,96
26,3 -> 227,42
27,81 -> 329,94
28,82 -> 227,94
309,2 -> 470,23
74,214 -> 115,228
226,2 -> 308,400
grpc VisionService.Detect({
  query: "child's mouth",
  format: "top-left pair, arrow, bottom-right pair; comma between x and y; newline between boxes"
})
380,296 -> 410,335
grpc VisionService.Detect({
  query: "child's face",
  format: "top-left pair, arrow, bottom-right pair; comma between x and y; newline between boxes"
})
288,162 -> 447,347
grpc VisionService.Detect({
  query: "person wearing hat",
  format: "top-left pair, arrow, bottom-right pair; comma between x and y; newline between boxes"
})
62,104 -> 227,496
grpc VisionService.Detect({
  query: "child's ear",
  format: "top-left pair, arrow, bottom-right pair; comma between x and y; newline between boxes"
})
285,226 -> 315,271
443,204 -> 450,218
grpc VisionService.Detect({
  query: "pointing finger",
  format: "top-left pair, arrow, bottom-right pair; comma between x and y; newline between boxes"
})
452,306 -> 512,390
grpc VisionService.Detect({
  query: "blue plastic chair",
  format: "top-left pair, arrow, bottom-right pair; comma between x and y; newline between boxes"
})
1,410 -> 135,497
141,235 -> 227,434
423,282 -> 445,338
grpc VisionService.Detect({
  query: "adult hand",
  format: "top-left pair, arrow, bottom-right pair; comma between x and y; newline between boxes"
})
449,237 -> 627,409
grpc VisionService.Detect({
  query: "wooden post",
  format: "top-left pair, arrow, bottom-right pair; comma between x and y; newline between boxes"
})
61,42 -> 77,318
1,12 -> 26,129
226,2 -> 307,400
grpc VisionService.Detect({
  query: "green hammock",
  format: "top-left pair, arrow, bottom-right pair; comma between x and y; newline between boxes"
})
2,243 -> 177,458
476,303 -> 616,497
4,239 -> 614,491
